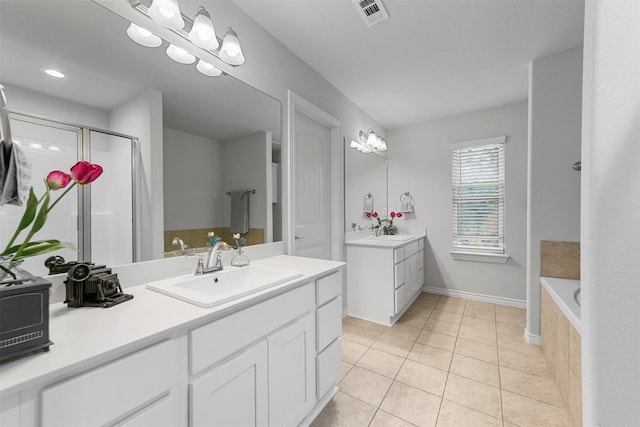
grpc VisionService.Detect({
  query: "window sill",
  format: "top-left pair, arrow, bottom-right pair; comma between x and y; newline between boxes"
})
450,251 -> 510,264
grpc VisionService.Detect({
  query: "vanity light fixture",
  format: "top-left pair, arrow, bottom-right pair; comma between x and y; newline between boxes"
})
350,129 -> 387,154
148,0 -> 184,30
219,27 -> 245,65
166,43 -> 196,64
189,6 -> 218,50
126,22 -> 162,47
196,59 -> 223,77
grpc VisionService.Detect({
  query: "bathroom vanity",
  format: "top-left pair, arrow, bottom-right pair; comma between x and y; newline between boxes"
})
0,255 -> 344,427
346,235 -> 425,325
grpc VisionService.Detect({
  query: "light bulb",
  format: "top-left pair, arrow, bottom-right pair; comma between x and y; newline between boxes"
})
126,23 -> 162,48
219,27 -> 245,65
166,44 -> 196,64
43,69 -> 65,79
189,7 -> 219,50
196,60 -> 222,77
148,0 -> 184,30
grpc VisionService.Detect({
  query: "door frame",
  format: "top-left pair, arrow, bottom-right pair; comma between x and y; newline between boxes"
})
284,91 -> 343,261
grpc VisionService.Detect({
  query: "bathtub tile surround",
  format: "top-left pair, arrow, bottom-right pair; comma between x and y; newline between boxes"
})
163,227 -> 264,252
540,240 -> 580,280
312,293 -> 573,426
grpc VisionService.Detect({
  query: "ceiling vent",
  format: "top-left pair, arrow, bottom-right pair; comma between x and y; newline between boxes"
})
353,0 -> 389,27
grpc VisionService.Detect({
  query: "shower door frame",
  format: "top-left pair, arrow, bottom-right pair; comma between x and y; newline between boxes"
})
8,110 -> 140,264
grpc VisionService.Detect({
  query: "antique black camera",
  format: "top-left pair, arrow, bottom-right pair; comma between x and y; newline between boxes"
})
46,257 -> 133,308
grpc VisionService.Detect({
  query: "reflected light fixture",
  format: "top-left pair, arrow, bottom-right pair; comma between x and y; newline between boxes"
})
43,68 -> 65,79
351,129 -> 387,154
148,0 -> 184,30
166,43 -> 196,64
126,23 -> 162,47
196,60 -> 222,77
189,6 -> 218,50
219,27 -> 245,65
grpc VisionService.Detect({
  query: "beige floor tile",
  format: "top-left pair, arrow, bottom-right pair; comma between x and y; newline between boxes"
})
496,310 -> 526,327
342,339 -> 369,364
395,359 -> 448,397
343,325 -> 384,347
354,318 -> 391,334
357,348 -> 405,379
339,361 -> 353,383
449,353 -> 500,387
396,312 -> 430,329
460,316 -> 496,331
498,347 -> 551,378
373,334 -> 415,358
502,390 -> 571,427
342,316 -> 360,328
465,300 -> 496,312
443,374 -> 502,419
370,410 -> 417,427
436,399 -> 503,427
500,366 -> 564,407
454,338 -> 498,364
416,329 -> 456,352
424,319 -> 460,337
339,366 -> 393,407
429,310 -> 463,324
463,306 -> 496,321
388,322 -> 422,342
495,305 -> 525,316
457,324 -> 497,345
407,343 -> 453,371
435,301 -> 466,314
497,321 -> 524,337
311,391 -> 377,427
380,382 -> 441,427
498,334 -> 544,358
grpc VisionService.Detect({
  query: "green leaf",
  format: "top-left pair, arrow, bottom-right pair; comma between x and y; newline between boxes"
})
30,192 -> 50,235
15,188 -> 38,233
2,240 -> 76,257
12,241 -> 76,260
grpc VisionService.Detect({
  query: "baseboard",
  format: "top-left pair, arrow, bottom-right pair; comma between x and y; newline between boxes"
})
342,306 -> 348,318
524,328 -> 541,346
300,386 -> 338,427
422,285 -> 526,309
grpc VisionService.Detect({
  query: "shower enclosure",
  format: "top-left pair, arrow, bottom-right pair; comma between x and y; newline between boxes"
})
0,112 -> 139,277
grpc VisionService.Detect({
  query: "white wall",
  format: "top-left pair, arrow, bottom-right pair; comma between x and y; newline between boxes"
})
163,127 -> 224,230
581,1 -> 640,424
387,102 -> 528,303
221,132 -> 270,237
526,48 -> 583,339
109,89 -> 164,261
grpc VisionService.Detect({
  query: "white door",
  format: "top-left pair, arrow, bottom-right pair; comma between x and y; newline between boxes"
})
293,111 -> 331,259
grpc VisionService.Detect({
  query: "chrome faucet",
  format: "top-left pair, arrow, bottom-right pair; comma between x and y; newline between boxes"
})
195,242 -> 230,275
172,236 -> 187,255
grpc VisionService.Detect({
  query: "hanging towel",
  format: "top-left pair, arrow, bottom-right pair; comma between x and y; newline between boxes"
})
229,191 -> 249,234
400,192 -> 413,213
0,142 -> 31,206
362,193 -> 374,214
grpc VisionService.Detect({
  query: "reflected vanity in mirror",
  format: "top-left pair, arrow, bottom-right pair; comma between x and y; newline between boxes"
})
0,1 -> 282,269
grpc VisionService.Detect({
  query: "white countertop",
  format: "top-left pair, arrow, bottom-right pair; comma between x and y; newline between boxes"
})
540,276 -> 581,334
345,234 -> 425,249
0,255 -> 344,397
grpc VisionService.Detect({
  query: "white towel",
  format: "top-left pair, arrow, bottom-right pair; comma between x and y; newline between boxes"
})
229,191 -> 249,234
0,142 -> 31,206
362,193 -> 374,213
400,193 -> 413,213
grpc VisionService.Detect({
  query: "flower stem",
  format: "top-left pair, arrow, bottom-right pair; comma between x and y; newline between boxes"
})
47,182 -> 77,213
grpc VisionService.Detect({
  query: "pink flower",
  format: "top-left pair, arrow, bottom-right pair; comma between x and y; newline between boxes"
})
390,211 -> 396,219
70,161 -> 103,184
397,212 -> 403,218
372,212 -> 379,218
46,171 -> 71,190
366,212 -> 372,218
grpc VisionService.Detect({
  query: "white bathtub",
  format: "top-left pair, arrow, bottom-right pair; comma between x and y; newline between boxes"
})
540,276 -> 581,334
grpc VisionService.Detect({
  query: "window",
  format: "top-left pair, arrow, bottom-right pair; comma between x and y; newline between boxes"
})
451,136 -> 508,263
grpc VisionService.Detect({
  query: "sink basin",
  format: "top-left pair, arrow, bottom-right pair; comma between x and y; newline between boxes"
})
147,265 -> 303,308
370,235 -> 415,242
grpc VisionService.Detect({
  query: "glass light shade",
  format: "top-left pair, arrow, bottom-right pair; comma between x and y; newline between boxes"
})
196,60 -> 222,77
148,0 -> 184,30
367,130 -> 378,147
126,23 -> 162,48
189,7 -> 219,50
166,44 -> 196,64
349,140 -> 360,148
219,27 -> 245,65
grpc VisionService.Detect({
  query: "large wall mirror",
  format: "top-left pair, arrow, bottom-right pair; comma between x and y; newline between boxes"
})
0,1 -> 282,269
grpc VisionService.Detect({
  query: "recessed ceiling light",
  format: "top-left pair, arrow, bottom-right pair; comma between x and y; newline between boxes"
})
43,69 -> 65,79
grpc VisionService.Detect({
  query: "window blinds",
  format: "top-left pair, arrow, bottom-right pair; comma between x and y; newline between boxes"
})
452,139 -> 505,253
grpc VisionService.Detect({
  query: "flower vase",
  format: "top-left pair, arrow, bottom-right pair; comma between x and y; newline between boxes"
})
231,248 -> 250,267
0,257 -> 33,285
383,225 -> 396,235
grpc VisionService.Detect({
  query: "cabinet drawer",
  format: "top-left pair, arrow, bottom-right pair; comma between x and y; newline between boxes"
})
316,271 -> 341,306
191,283 -> 314,375
394,247 -> 405,264
394,285 -> 407,315
394,264 -> 405,289
317,338 -> 341,399
41,340 -> 177,427
405,241 -> 419,258
317,297 -> 342,351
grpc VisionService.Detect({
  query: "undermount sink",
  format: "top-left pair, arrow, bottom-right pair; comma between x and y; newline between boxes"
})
147,265 -> 303,308
370,235 -> 415,242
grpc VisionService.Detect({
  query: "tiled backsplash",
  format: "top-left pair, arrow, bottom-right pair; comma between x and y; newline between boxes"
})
540,241 -> 580,280
164,228 -> 265,252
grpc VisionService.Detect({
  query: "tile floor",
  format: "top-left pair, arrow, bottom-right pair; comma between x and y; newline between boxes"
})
311,293 -> 575,427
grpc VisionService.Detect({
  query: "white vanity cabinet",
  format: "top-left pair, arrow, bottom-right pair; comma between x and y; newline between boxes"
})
347,236 -> 425,325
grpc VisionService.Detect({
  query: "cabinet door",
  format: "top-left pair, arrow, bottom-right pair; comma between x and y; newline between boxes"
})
268,312 -> 316,427
190,341 -> 268,427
